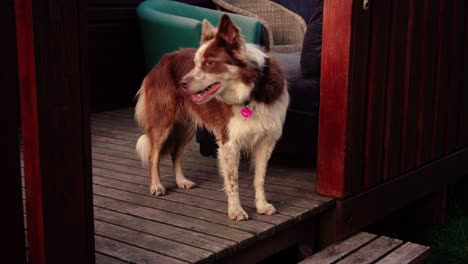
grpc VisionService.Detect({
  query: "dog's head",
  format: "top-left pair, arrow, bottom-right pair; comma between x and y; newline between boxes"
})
181,14 -> 264,105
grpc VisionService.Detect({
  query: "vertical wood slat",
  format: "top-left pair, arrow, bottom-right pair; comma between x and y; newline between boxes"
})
15,0 -> 95,263
401,0 -> 424,173
445,0 -> 464,153
317,0 -> 371,198
459,2 -> 468,148
15,0 -> 45,262
432,0 -> 452,159
417,0 -> 440,165
2,0 -> 27,263
383,0 -> 410,180
362,0 -> 392,188
455,0 -> 467,149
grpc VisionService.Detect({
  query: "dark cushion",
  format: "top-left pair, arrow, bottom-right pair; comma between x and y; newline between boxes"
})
174,0 -> 216,9
274,52 -> 302,80
300,0 -> 323,77
274,52 -> 320,114
271,0 -> 320,22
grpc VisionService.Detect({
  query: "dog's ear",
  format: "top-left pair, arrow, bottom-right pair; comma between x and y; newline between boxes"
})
216,14 -> 241,47
201,19 -> 216,43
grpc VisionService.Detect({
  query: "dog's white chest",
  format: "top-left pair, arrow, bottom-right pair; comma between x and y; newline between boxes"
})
227,93 -> 289,147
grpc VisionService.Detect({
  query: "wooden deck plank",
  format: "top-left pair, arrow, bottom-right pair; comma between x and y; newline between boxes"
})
92,167 -> 311,219
95,253 -> 128,264
91,157 -> 326,210
18,108 -> 332,263
91,146 -> 330,203
91,114 -> 316,177
337,236 -> 403,264
88,108 -> 332,263
94,207 -> 235,259
91,133 -> 317,189
95,220 -> 215,263
95,235 -> 187,264
375,242 -> 430,264
93,195 -> 255,247
299,232 -> 377,264
93,175 -> 293,227
93,184 -> 277,237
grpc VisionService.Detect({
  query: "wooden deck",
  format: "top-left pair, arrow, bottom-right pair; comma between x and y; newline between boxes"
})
25,108 -> 334,263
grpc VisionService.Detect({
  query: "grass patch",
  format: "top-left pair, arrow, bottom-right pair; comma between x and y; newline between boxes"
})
368,178 -> 468,263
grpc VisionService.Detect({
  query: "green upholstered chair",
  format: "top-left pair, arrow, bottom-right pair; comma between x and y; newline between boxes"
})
137,0 -> 262,70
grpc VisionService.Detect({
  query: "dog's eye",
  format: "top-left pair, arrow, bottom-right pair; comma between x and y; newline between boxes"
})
203,60 -> 214,67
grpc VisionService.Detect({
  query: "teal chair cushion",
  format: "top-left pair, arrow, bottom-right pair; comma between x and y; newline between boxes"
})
137,0 -> 262,70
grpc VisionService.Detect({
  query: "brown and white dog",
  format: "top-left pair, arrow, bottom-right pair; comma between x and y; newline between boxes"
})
135,14 -> 289,220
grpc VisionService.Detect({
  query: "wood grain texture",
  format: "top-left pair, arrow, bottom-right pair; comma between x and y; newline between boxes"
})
95,236 -> 186,264
95,253 -> 128,264
460,2 -> 468,148
376,242 -> 430,264
445,0 -> 465,153
400,0 -> 423,173
299,232 -> 377,264
15,0 -> 95,262
94,220 -> 215,263
338,236 -> 403,264
94,207 -> 236,258
316,0 -> 353,198
455,0 -> 467,149
15,0 -> 46,262
337,148 -> 468,238
363,0 -> 392,189
416,0 -> 440,165
87,109 -> 333,263
432,0 -> 452,159
2,0 -> 27,262
317,0 -> 371,198
383,0 -> 410,180
300,232 -> 429,264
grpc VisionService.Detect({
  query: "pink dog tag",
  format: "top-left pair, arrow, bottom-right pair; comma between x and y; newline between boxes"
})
240,107 -> 253,118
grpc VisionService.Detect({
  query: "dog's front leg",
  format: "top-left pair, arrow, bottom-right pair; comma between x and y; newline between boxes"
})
218,143 -> 248,220
253,138 -> 277,215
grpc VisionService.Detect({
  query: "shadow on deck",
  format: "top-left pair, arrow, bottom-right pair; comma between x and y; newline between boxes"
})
91,108 -> 334,263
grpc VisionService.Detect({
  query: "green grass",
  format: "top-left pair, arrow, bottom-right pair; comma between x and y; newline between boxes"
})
368,178 -> 468,264
426,181 -> 468,264
428,215 -> 468,263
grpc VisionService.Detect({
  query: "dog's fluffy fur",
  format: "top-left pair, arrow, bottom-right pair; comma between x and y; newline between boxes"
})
135,15 -> 289,220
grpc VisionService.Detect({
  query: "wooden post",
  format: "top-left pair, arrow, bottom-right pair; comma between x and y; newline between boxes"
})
15,0 -> 94,263
1,0 -> 27,263
316,0 -> 371,198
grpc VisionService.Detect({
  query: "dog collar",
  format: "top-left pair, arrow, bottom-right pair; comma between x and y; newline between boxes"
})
240,58 -> 270,118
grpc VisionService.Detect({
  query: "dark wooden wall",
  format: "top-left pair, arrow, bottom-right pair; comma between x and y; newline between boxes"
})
88,0 -> 146,112
317,0 -> 468,198
88,0 -> 215,112
16,0 -> 95,262
1,0 -> 27,263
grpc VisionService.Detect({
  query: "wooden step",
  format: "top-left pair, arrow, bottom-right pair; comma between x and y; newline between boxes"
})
299,232 -> 429,264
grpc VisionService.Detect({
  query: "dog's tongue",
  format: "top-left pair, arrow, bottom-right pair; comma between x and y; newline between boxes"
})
191,83 -> 221,104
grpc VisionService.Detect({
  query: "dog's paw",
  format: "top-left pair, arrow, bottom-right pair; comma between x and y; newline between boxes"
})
256,203 -> 277,215
177,179 -> 196,190
150,184 -> 166,196
228,207 -> 249,221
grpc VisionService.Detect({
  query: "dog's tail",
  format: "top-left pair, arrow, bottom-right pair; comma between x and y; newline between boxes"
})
136,134 -> 150,166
